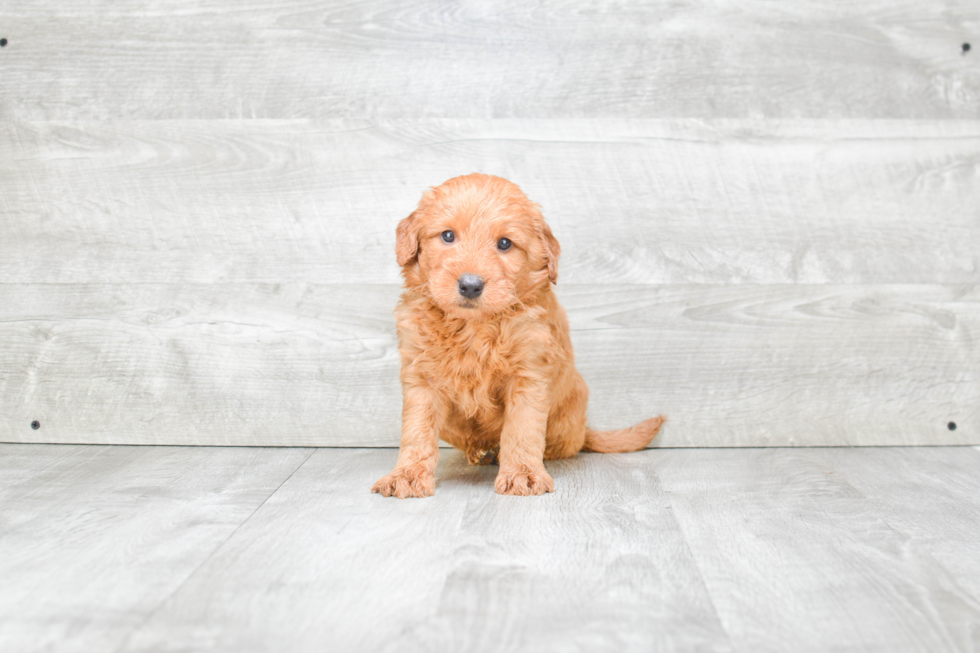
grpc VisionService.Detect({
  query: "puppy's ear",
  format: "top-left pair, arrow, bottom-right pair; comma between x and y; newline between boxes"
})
538,220 -> 561,284
526,200 -> 561,284
395,210 -> 421,267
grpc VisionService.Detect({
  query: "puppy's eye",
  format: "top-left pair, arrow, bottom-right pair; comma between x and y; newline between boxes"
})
497,237 -> 512,251
441,230 -> 455,243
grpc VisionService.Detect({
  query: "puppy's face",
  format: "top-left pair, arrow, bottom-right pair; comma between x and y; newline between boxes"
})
397,174 -> 560,319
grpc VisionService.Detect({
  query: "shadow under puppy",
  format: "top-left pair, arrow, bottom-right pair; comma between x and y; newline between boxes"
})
373,173 -> 665,497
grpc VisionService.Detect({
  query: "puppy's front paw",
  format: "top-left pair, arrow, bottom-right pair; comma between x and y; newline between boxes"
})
372,467 -> 435,498
495,468 -> 554,496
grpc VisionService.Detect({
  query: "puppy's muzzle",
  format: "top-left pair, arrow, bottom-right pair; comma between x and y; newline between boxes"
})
457,274 -> 485,300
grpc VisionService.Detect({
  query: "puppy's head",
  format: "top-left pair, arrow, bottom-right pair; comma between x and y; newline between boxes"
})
396,173 -> 560,319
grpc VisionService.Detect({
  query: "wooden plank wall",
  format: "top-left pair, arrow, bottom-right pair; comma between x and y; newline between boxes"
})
1,1 -> 977,446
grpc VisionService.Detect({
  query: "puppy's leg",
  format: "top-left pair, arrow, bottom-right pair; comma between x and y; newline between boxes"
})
544,373 -> 589,460
495,381 -> 554,496
372,385 -> 443,498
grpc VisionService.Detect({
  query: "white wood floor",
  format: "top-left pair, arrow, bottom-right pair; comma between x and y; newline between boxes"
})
2,443 -> 979,653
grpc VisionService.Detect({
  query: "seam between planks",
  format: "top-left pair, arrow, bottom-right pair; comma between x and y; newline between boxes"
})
656,479 -> 737,652
423,463 -> 482,629
111,447 -> 317,653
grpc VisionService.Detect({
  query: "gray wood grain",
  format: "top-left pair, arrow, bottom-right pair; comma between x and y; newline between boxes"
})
655,448 -> 980,653
5,445 -> 980,652
0,444 -> 312,653
118,448 -> 731,653
1,1 -> 977,120
813,447 -> 980,604
2,119 -> 977,285
1,283 -> 975,447
117,448 -> 473,653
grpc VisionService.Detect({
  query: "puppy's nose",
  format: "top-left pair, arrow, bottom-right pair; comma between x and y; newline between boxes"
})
457,274 -> 485,299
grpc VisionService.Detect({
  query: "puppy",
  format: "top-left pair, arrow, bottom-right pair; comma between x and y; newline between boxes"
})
372,173 -> 665,497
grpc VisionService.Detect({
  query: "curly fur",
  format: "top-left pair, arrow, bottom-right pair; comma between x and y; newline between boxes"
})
372,173 -> 665,498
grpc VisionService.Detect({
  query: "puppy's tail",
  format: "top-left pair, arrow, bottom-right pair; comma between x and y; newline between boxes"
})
582,416 -> 666,453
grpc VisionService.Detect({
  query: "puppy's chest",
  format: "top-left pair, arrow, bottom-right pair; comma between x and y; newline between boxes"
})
417,326 -> 513,418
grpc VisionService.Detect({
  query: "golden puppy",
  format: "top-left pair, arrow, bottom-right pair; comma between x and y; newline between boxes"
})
372,173 -> 665,497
